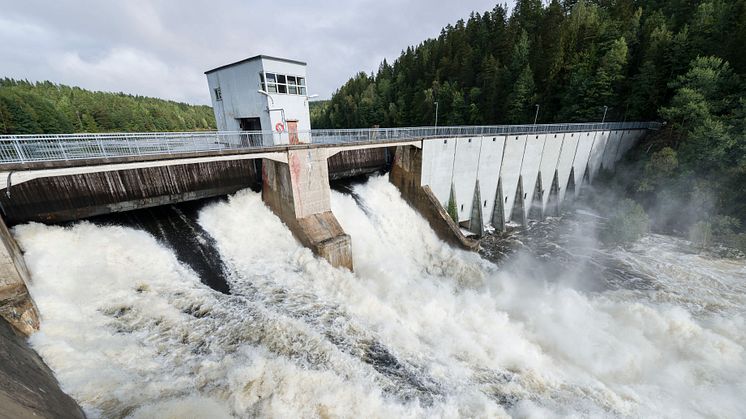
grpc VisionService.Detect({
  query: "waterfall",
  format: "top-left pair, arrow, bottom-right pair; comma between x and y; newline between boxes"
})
14,175 -> 746,418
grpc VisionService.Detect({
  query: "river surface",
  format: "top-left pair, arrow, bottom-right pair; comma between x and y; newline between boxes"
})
13,175 -> 746,418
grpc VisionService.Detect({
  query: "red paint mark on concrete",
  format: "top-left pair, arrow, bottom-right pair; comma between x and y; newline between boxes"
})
289,153 -> 304,212
289,153 -> 302,179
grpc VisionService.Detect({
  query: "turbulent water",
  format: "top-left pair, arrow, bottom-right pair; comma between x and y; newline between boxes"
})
14,176 -> 746,418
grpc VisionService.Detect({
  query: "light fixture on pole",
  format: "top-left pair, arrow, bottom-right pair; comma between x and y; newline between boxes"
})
602,105 -> 608,123
533,104 -> 540,125
304,94 -> 319,105
434,101 -> 439,132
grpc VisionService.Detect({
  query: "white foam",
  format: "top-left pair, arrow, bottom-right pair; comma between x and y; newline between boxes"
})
14,175 -> 746,418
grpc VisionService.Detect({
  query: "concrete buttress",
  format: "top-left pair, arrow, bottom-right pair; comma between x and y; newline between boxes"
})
262,149 -> 353,270
389,145 -> 478,250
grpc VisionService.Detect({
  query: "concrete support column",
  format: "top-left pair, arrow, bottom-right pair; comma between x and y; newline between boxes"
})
262,149 -> 353,270
389,145 -> 478,250
0,217 -> 39,336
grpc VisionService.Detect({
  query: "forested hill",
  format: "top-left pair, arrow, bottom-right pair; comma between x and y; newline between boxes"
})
315,0 -> 746,249
0,79 -> 215,134
313,0 -> 746,128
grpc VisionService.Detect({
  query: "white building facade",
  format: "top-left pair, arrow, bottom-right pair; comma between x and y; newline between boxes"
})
205,55 -> 312,145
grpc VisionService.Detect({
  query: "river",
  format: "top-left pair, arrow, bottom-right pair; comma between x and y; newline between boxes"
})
13,175 -> 746,418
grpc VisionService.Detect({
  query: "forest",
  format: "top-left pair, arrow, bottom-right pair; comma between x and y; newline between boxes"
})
0,79 -> 215,134
312,0 -> 746,249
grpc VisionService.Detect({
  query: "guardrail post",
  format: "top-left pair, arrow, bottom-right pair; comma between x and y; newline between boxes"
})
96,134 -> 107,157
12,139 -> 26,163
132,134 -> 141,155
56,136 -> 68,160
125,135 -> 134,156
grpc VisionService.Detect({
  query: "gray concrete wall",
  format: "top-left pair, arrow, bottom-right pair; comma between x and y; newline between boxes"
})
0,216 -> 38,336
328,148 -> 391,180
0,317 -> 85,419
417,128 -> 648,231
0,159 -> 262,224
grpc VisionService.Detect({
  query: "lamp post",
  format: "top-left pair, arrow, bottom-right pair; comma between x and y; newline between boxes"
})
602,105 -> 608,124
303,94 -> 320,142
533,104 -> 540,125
434,101 -> 439,133
304,94 -> 319,105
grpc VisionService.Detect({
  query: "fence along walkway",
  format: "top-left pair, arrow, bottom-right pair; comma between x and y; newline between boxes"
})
0,122 -> 659,164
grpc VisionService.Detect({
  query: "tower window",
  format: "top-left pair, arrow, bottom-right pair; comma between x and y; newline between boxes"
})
261,72 -> 307,96
214,87 -> 222,101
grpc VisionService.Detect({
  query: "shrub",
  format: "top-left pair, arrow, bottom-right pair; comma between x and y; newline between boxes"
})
447,191 -> 459,224
600,199 -> 650,246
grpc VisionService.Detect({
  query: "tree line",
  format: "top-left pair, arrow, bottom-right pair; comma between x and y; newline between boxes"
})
0,79 -> 215,134
313,0 -> 746,247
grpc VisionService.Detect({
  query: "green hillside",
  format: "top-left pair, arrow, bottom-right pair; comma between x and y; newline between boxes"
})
314,0 -> 746,247
0,79 -> 215,134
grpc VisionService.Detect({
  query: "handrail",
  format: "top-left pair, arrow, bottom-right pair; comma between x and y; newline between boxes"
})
0,122 -> 661,164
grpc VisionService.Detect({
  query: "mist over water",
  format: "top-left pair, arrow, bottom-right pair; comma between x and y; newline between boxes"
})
14,175 -> 746,418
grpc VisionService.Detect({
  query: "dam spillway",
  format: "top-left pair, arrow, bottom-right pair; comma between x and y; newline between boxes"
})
10,176 -> 746,418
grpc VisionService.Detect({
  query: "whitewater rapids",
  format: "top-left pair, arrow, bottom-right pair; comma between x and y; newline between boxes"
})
13,176 -> 746,418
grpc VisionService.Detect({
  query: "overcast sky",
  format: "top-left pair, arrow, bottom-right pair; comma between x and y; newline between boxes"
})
0,0 -> 513,105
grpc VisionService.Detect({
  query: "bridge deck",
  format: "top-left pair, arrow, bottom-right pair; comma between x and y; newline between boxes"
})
0,122 -> 658,170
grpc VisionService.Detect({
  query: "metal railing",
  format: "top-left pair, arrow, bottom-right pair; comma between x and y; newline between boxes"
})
0,122 -> 660,164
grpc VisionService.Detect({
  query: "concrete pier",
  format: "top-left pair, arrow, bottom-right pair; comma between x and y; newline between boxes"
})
262,149 -> 353,270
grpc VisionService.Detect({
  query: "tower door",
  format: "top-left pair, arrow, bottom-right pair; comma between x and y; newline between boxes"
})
287,120 -> 300,144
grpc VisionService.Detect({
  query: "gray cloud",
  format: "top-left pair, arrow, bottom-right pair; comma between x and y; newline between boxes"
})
0,0 -> 511,104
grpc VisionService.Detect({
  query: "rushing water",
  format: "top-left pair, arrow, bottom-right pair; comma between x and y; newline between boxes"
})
14,175 -> 746,418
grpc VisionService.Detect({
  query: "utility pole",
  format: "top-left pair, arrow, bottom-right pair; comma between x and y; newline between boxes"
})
533,104 -> 540,125
602,105 -> 608,124
434,101 -> 439,133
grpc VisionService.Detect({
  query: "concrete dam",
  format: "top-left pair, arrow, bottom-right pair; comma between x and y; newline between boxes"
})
0,122 -> 655,335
